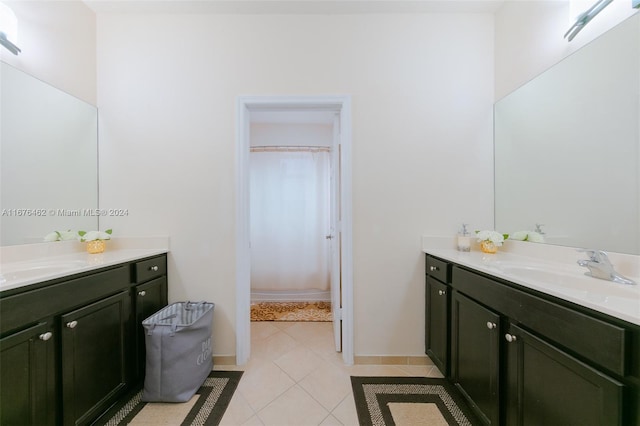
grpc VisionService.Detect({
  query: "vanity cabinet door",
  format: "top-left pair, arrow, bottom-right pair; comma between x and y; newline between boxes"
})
451,291 -> 500,426
0,321 -> 56,426
505,323 -> 624,426
134,276 -> 168,382
425,276 -> 449,376
61,291 -> 130,426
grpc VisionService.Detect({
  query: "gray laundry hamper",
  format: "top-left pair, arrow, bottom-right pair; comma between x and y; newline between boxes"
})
141,301 -> 215,402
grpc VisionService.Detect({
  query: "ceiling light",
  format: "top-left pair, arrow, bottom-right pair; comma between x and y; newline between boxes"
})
0,2 -> 20,55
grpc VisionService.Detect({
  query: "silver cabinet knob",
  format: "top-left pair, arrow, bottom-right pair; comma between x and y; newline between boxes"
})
66,321 -> 78,329
149,265 -> 159,272
438,289 -> 446,296
39,332 -> 53,341
138,290 -> 146,297
505,333 -> 517,343
429,266 -> 438,272
486,322 -> 497,330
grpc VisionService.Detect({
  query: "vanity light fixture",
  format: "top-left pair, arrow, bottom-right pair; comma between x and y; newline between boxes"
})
564,0 -> 613,41
0,2 -> 20,55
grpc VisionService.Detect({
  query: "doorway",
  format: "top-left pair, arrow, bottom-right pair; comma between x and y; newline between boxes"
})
236,95 -> 353,366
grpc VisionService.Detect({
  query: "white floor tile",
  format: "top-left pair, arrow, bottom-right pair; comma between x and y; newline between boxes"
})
274,345 -> 326,382
251,330 -> 299,361
330,393 -> 360,426
257,385 -> 330,426
237,361 -> 296,411
219,391 -> 256,426
319,414 -> 347,426
233,321 -> 434,426
298,359 -> 353,411
346,364 -> 412,377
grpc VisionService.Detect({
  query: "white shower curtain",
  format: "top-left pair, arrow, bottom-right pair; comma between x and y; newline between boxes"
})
250,149 -> 330,292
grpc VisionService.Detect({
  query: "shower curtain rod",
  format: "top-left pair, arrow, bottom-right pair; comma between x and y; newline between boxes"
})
250,145 -> 331,153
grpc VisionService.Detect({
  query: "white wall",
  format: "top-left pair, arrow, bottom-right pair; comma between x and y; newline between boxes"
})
250,123 -> 333,147
1,0 -> 96,104
96,12 -> 495,357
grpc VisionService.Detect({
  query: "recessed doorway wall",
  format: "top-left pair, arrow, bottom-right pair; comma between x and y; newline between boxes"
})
236,95 -> 353,366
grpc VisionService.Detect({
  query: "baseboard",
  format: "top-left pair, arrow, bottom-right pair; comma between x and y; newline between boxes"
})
213,355 -> 237,366
250,290 -> 331,302
215,354 -> 434,366
354,355 -> 434,366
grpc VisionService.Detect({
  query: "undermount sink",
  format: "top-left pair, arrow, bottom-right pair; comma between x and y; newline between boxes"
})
491,262 -> 640,308
497,263 -> 572,279
0,260 -> 88,285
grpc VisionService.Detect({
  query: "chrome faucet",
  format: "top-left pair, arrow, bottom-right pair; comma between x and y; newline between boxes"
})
577,249 -> 636,285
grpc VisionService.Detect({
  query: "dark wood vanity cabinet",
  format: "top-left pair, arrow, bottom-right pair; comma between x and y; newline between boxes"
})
0,254 -> 168,426
0,320 -> 56,425
504,323 -> 624,426
451,291 -> 500,426
61,291 -> 130,426
425,253 -> 639,426
451,265 -> 631,425
133,257 -> 168,383
425,256 -> 451,375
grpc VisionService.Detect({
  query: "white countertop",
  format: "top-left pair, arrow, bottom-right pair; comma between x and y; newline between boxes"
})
0,237 -> 169,292
422,236 -> 640,326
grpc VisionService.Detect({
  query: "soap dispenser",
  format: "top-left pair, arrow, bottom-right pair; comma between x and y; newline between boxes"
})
457,224 -> 471,252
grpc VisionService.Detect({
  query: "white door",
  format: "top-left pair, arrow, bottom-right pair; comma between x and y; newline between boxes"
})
330,114 -> 341,352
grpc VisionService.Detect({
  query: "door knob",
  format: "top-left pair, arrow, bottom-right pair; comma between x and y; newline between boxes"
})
505,333 -> 517,343
39,332 -> 53,341
486,322 -> 497,330
66,321 -> 78,329
438,290 -> 446,296
138,291 -> 146,297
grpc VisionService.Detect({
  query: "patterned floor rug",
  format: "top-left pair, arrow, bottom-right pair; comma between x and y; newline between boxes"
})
95,371 -> 243,426
350,376 -> 481,426
250,301 -> 332,321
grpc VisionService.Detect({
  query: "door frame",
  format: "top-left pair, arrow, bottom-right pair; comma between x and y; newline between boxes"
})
235,95 -> 353,365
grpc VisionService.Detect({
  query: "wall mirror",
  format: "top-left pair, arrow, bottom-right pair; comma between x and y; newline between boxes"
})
1,61 -> 98,246
494,13 -> 639,255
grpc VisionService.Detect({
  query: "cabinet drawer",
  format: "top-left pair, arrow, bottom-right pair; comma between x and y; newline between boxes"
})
134,256 -> 167,283
426,256 -> 451,283
452,266 -> 628,376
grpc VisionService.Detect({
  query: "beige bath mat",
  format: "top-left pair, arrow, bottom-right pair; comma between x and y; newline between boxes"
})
250,301 -> 332,322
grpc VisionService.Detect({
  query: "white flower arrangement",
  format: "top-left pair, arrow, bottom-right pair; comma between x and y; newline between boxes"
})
44,230 -> 81,242
509,230 -> 545,243
476,230 -> 507,246
79,229 -> 112,242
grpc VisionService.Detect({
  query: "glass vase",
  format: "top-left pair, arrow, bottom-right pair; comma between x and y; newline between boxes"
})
480,240 -> 497,254
86,240 -> 106,254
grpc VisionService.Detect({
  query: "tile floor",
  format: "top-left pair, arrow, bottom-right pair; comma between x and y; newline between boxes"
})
215,321 -> 444,426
